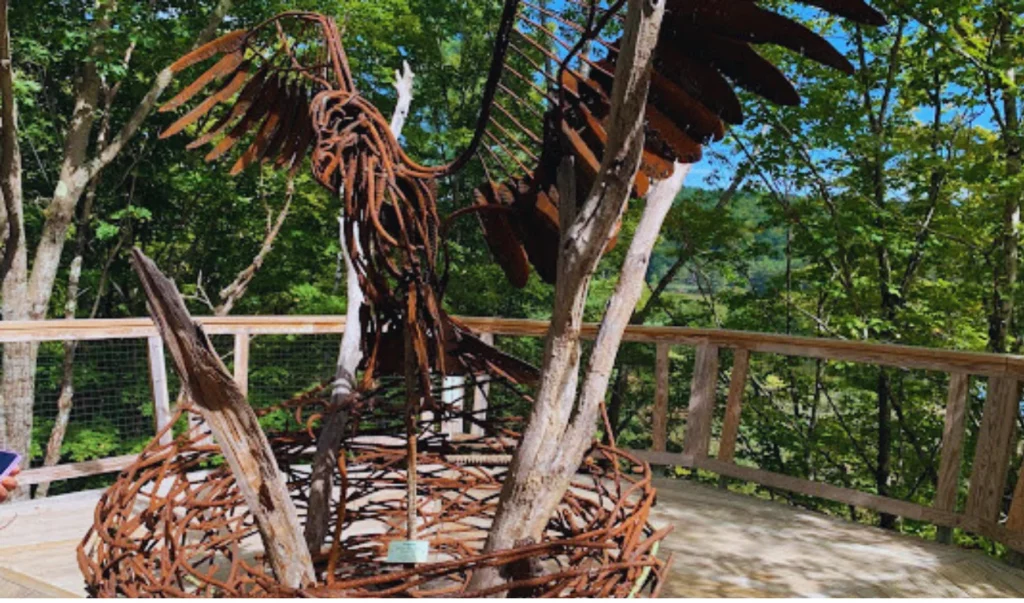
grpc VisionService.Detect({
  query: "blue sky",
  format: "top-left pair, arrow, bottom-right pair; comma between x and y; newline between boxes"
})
474,1 -> 1003,193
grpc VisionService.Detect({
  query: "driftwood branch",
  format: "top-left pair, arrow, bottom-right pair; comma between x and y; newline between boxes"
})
390,60 -> 415,137
130,248 -> 314,589
566,162 -> 691,450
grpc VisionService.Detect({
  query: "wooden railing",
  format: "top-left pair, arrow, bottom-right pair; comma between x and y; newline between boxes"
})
9,316 -> 1024,552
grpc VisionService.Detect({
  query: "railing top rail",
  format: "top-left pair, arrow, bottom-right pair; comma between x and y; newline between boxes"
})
462,318 -> 1024,378
3,315 -> 1023,378
0,315 -> 349,341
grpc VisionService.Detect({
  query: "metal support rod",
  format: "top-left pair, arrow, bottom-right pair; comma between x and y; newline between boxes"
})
403,319 -> 419,543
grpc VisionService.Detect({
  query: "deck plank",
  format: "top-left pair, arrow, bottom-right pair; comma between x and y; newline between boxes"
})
0,567 -> 80,598
0,490 -> 103,598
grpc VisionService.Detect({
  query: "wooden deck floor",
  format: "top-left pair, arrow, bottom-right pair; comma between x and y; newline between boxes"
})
1,478 -> 1023,598
649,479 -> 1024,597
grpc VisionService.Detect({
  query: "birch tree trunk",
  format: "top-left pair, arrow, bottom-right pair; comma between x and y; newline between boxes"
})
468,0 -> 671,592
0,0 -> 233,482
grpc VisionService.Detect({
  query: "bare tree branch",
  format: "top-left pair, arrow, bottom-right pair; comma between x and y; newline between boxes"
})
86,0 -> 234,179
216,178 -> 295,316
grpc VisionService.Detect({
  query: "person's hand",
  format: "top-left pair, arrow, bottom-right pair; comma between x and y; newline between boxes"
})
0,467 -> 20,503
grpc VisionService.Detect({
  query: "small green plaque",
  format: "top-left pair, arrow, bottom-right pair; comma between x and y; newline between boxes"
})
386,540 -> 430,564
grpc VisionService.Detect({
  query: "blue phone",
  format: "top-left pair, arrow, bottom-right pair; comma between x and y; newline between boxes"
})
0,450 -> 21,479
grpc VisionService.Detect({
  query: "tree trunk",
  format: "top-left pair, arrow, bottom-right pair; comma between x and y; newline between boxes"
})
876,367 -> 895,529
0,0 -> 32,499
34,256 -> 83,499
132,249 -> 315,588
990,15 -> 1021,354
471,159 -> 588,590
36,57 -> 131,496
874,242 -> 897,529
604,171 -> 737,439
302,219 -> 362,552
468,2 -> 673,583
0,0 -> 232,488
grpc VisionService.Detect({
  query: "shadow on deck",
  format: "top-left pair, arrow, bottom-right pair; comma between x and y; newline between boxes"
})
1,479 -> 1022,598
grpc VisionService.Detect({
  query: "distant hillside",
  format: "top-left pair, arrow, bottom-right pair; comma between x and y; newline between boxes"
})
646,187 -> 789,298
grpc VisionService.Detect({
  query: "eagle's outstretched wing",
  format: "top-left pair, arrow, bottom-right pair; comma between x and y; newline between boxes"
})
468,0 -> 886,288
158,12 -> 353,176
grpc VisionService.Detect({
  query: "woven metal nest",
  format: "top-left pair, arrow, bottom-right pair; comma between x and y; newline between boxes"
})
78,381 -> 672,598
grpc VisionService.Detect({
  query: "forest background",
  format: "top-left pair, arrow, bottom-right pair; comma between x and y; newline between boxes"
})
3,0 -> 1024,556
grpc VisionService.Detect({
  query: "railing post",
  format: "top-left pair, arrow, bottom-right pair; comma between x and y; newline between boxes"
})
441,375 -> 465,436
147,335 -> 172,446
683,343 -> 719,460
966,376 -> 1019,523
1002,385 -> 1024,535
935,372 -> 969,544
1007,456 -> 1024,536
718,348 -> 750,465
470,332 -> 493,436
233,330 -> 250,397
652,343 -> 671,452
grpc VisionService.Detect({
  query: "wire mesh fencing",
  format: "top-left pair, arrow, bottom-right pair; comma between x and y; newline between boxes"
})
248,334 -> 340,410
5,315 -> 1019,559
0,337 -> 160,496
4,326 -> 546,498
31,338 -> 158,461
0,329 -> 344,497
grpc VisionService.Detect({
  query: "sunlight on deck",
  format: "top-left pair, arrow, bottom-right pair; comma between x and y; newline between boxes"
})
650,479 -> 1024,598
1,479 -> 1023,598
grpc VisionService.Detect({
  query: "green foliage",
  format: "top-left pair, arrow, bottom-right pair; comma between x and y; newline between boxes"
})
10,0 -> 1024,560
592,0 -> 1024,558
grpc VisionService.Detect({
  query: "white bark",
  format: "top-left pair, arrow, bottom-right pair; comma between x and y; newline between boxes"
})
334,220 -> 364,400
564,162 -> 690,449
390,61 -> 415,138
334,61 -> 415,397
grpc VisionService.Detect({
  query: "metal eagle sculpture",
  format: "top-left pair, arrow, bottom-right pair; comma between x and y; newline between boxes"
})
159,0 -> 885,408
73,0 -> 889,597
